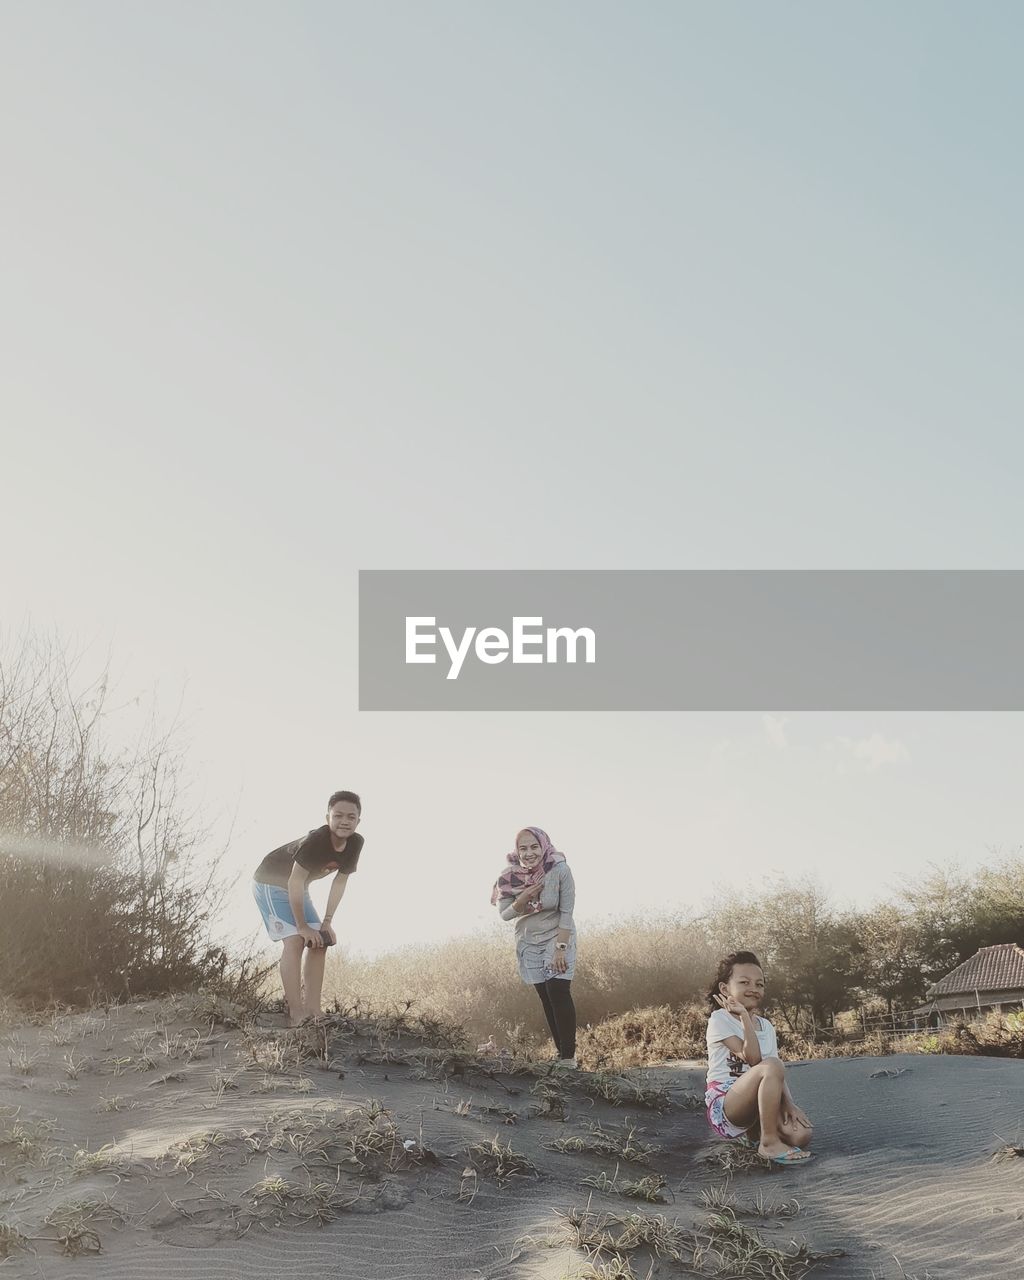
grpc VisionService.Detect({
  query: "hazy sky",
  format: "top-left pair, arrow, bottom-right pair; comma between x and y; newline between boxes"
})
4,3 -> 1023,956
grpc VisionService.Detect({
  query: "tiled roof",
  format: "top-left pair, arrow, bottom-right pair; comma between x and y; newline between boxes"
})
928,944 -> 1024,997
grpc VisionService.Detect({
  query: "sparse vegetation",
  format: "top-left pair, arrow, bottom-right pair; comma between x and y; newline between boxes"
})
163,1131 -> 226,1175
560,1206 -> 838,1278
547,1119 -> 660,1165
583,1165 -> 669,1203
578,1071 -> 672,1111
0,1222 -> 29,1258
700,1180 -> 800,1219
253,1074 -> 315,1094
68,1145 -> 133,1177
42,1198 -> 127,1257
559,1206 -> 690,1264
692,1208 -> 842,1277
465,1135 -> 539,1185
239,1175 -> 362,1227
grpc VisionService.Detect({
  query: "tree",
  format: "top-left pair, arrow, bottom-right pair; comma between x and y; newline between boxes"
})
850,902 -> 927,1013
703,877 -> 863,1034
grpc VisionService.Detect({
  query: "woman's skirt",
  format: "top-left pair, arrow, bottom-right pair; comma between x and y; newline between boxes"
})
516,932 -> 577,984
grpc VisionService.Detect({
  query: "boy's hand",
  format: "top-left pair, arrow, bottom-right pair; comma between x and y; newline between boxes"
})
299,926 -> 324,948
320,923 -> 337,946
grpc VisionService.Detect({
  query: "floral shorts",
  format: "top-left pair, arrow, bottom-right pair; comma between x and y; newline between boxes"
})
705,1080 -> 751,1140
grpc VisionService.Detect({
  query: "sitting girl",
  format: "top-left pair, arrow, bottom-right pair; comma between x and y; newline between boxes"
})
705,950 -> 813,1165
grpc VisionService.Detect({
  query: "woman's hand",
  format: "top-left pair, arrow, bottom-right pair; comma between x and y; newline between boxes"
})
713,993 -> 748,1018
552,946 -> 568,974
514,882 -> 544,912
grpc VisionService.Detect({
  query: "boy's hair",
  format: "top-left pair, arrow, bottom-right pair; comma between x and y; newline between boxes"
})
706,950 -> 762,1010
327,790 -> 361,814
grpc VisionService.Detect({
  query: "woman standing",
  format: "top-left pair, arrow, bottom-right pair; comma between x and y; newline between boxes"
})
492,827 -> 578,1068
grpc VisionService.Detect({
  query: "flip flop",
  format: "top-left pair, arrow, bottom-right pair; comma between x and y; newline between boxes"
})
762,1147 -> 812,1165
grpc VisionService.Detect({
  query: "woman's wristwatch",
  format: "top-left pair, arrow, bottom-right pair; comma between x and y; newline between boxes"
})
555,941 -> 568,951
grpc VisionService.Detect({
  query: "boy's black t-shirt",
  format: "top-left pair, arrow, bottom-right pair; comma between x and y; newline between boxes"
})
253,826 -> 363,888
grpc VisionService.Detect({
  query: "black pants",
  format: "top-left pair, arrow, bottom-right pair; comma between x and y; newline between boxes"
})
533,978 -> 577,1059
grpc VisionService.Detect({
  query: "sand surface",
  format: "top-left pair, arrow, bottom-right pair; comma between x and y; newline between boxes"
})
1,1000 -> 1021,1279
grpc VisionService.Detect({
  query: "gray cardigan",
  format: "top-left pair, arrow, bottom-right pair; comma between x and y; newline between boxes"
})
498,862 -> 576,945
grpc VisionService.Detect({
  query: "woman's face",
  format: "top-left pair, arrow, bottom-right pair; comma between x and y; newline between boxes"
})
722,963 -> 765,1010
516,830 -> 544,870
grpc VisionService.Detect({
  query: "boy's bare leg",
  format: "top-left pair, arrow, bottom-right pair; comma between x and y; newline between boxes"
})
279,936 -> 305,1026
302,946 -> 327,1020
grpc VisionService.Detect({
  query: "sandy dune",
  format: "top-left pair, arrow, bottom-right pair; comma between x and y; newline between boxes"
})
1,1001 -> 1021,1279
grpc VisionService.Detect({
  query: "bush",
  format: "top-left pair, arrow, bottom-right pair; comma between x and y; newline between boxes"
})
323,917 -> 714,1046
0,633 -> 256,1006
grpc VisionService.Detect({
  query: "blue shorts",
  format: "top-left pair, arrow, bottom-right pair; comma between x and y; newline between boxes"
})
252,880 -> 321,941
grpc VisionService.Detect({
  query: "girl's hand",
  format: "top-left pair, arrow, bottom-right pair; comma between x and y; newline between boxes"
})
552,947 -> 568,974
713,994 -> 748,1018
789,1104 -> 812,1129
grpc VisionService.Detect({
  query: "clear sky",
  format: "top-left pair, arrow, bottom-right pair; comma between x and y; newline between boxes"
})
3,3 -> 1023,955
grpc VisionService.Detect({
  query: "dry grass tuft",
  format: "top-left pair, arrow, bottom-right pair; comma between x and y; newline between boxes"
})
96,1094 -> 137,1112
547,1119 -> 660,1165
43,1198 -> 127,1256
465,1134 -> 539,1186
700,1180 -> 800,1219
68,1144 -> 133,1178
6,1042 -> 40,1075
578,1072 -> 672,1112
0,1117 -> 59,1169
693,1209 -> 842,1277
253,1074 -> 315,1094
561,1205 -> 837,1278
563,1257 -> 654,1279
559,1206 -> 690,1263
702,1142 -> 774,1175
583,1165 -> 669,1203
0,1222 -> 29,1258
239,1100 -> 429,1179
532,1079 -> 569,1120
244,1030 -> 311,1073
163,1131 -> 227,1176
239,1174 -> 362,1227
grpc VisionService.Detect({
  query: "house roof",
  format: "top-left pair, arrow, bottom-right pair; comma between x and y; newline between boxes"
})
912,991 -> 1024,1015
927,943 -> 1024,997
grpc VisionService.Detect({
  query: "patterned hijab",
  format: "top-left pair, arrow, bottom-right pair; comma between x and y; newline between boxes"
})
490,826 -> 566,908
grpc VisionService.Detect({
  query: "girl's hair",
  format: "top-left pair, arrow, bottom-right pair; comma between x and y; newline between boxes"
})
706,950 -> 763,1010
